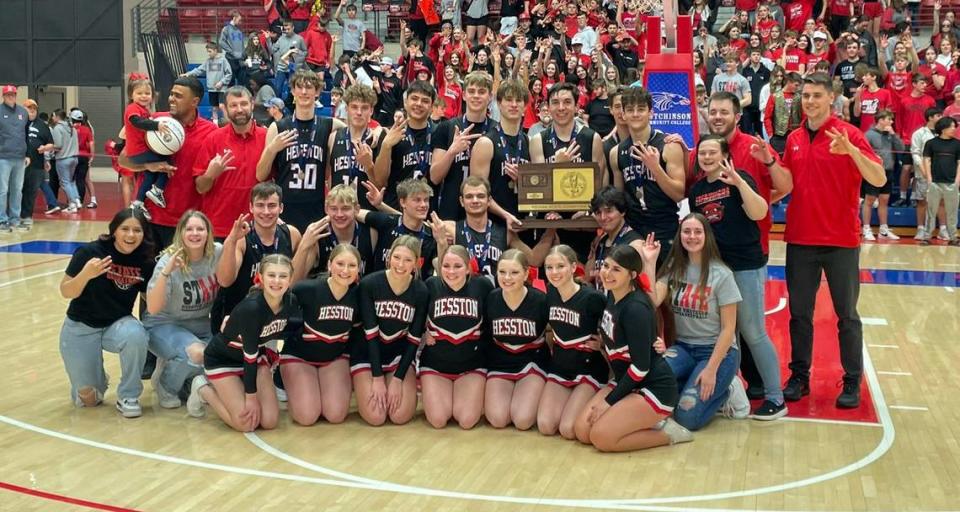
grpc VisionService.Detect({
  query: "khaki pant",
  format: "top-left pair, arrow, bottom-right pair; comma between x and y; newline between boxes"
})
924,182 -> 959,240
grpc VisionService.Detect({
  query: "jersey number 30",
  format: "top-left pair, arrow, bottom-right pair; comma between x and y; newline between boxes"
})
289,163 -> 319,190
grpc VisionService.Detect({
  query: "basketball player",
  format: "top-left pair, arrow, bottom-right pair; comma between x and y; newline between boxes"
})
537,245 -> 608,439
281,244 -> 362,425
584,187 -> 642,293
213,183 -> 301,334
470,79 -> 531,232
373,80 -> 437,210
429,72 -> 491,220
420,245 -> 495,429
291,184 -> 374,281
256,69 -> 346,233
602,87 -> 629,184
353,236 -> 430,425
327,84 -> 386,211
484,249 -> 549,430
190,254 -> 299,431
608,87 -> 686,263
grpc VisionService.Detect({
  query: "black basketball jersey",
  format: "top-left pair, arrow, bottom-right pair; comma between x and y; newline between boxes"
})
309,223 -> 375,278
485,286 -> 548,356
590,223 -> 642,294
286,278 -> 361,363
454,219 -> 507,282
602,133 -> 621,185
329,127 -> 386,211
274,115 -> 335,232
205,292 -> 301,393
358,270 -> 429,379
424,275 -> 494,365
615,130 -> 680,241
217,225 -> 294,329
383,122 -> 434,209
431,116 -> 491,219
485,124 -> 530,219
600,290 -> 669,405
364,212 -> 438,278
538,125 -> 596,163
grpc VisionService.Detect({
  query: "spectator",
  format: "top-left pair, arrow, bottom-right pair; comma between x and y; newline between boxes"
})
711,55 -> 752,109
303,18 -> 335,84
71,109 -> 97,209
764,72 -> 804,154
335,0 -> 366,59
919,117 -> 960,245
249,72 -> 278,127
265,97 -> 286,126
219,10 -> 245,86
0,84 -> 29,232
181,42 -> 233,124
862,110 -> 905,241
286,0 -> 312,33
268,19 -> 308,98
20,98 -> 55,230
910,108 -> 944,240
243,31 -> 273,77
742,48 -> 771,135
50,109 -> 82,214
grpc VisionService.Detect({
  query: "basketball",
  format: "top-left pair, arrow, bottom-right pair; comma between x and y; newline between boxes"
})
145,117 -> 185,156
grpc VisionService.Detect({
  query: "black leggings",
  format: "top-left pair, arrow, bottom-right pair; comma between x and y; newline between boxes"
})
75,156 -> 90,202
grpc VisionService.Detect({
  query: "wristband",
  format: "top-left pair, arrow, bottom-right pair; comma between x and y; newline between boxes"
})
763,158 -> 775,167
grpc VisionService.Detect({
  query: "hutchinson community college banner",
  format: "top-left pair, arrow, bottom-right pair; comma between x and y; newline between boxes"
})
643,55 -> 699,149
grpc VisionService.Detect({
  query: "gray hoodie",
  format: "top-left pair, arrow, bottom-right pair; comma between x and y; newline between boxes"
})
0,102 -> 28,159
269,33 -> 307,73
185,54 -> 234,92
51,120 -> 79,159
144,243 -> 224,334
219,22 -> 245,60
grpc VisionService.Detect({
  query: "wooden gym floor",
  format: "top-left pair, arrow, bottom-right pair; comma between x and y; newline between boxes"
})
0,185 -> 958,511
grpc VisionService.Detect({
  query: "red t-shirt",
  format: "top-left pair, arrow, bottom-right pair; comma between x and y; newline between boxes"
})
885,70 -> 912,100
944,104 -> 960,135
285,0 -> 311,21
857,87 -> 893,132
75,123 -> 94,158
191,123 -> 266,237
143,112 -> 217,227
442,83 -> 463,119
896,93 -> 937,142
124,103 -> 151,157
729,129 -> 778,253
264,0 -> 280,24
784,0 -> 815,33
736,0 -> 759,11
303,27 -> 333,67
755,19 -> 778,43
829,0 -> 853,16
783,116 -> 882,247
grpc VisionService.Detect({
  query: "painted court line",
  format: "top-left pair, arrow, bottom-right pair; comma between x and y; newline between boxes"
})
764,297 -> 786,316
861,317 -> 889,326
0,268 -> 64,289
888,405 -> 928,411
778,416 -> 882,428
0,481 -> 138,512
876,371 -> 911,376
867,344 -> 899,349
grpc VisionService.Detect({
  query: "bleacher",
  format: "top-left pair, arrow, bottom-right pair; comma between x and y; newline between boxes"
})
185,62 -> 333,119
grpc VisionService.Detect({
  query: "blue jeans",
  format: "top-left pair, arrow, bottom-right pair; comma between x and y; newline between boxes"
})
59,316 -> 148,402
733,266 -> 785,403
0,158 -> 26,225
145,320 -> 211,395
55,157 -> 80,204
664,341 -> 740,431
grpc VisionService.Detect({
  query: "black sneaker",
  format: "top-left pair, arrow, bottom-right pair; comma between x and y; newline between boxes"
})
836,381 -> 861,409
783,377 -> 810,402
750,400 -> 788,421
746,384 -> 765,400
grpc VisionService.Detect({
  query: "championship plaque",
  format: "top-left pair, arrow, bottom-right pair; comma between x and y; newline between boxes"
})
516,162 -> 601,229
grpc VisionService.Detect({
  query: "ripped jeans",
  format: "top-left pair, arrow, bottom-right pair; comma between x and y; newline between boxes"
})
663,341 -> 740,431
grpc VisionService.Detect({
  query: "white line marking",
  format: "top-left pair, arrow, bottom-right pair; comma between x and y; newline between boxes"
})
876,371 -> 911,376
778,416 -> 882,428
861,317 -> 889,326
867,344 -> 899,349
937,263 -> 959,268
878,261 -> 909,266
0,268 -> 63,289
945,287 -> 955,293
888,405 -> 928,411
764,297 -> 787,316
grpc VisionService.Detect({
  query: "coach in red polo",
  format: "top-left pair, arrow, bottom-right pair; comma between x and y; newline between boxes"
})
193,86 -> 265,239
119,76 -> 217,248
780,73 -> 886,410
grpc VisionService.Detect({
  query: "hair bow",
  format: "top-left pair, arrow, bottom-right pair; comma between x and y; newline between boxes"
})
635,272 -> 651,293
574,263 -> 586,278
469,256 -> 481,275
253,272 -> 263,288
527,266 -> 539,283
128,72 -> 150,81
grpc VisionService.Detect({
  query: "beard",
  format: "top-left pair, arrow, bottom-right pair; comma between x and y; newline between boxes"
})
229,111 -> 252,127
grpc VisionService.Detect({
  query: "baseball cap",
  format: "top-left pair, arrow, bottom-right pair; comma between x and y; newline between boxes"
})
381,56 -> 394,67
813,31 -> 828,40
23,99 -> 37,109
2,85 -> 17,95
69,110 -> 85,121
267,97 -> 285,110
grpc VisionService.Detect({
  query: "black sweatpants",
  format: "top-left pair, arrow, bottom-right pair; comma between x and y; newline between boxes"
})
785,244 -> 863,384
75,156 -> 90,203
21,165 -> 45,218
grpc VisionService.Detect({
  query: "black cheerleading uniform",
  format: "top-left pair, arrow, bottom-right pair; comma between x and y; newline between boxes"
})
614,131 -> 680,243
282,278 -> 362,366
363,211 -> 438,278
484,124 -> 530,221
383,122 -> 434,210
273,115 -> 336,233
484,286 -> 549,380
600,290 -> 677,413
329,127 -> 386,211
538,125 -> 599,261
545,284 -> 609,390
454,219 -> 507,283
353,270 -> 429,379
308,222 -> 375,278
420,276 -> 495,378
431,116 -> 491,220
212,225 -> 294,334
203,292 -> 302,393
590,223 -> 642,295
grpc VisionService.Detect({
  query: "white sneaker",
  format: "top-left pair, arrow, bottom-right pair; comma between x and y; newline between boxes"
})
116,398 -> 143,418
879,225 -> 900,240
186,375 -> 209,418
938,226 -> 950,241
63,204 -> 79,214
720,377 -> 750,419
151,360 -> 182,409
862,226 -> 876,241
276,387 -> 288,403
914,226 -> 926,240
658,417 -> 694,445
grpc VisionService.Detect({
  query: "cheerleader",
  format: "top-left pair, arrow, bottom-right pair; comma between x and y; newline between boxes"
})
484,249 -> 549,430
281,244 -> 362,425
537,245 -> 608,439
353,236 -> 429,426
420,245 -> 495,429
190,254 -> 301,432
574,245 -> 691,452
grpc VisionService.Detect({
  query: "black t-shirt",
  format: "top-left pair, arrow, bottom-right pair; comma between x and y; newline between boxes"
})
833,59 -> 860,97
500,0 -> 524,16
586,98 -> 615,137
364,211 -> 438,277
65,239 -> 155,328
923,136 -> 960,183
688,171 -> 766,271
27,119 -> 53,169
375,75 -> 403,126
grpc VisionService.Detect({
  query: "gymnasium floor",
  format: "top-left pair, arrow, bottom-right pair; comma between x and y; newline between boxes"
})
0,181 -> 958,512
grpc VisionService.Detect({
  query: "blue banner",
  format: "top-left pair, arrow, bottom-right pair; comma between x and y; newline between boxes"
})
644,70 -> 697,149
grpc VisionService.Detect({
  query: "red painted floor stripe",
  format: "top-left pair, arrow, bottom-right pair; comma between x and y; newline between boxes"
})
0,256 -> 70,274
0,481 -> 139,512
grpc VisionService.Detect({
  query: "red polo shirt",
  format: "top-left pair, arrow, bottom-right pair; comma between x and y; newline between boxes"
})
192,122 -> 266,238
141,112 -> 217,227
783,116 -> 882,248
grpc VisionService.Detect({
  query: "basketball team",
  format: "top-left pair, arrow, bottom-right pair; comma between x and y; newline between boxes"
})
56,66 -> 883,453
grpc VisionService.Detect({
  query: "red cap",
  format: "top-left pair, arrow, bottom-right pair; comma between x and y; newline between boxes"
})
2,85 -> 17,95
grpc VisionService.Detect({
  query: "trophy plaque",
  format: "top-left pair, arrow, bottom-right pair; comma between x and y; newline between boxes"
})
516,162 -> 601,229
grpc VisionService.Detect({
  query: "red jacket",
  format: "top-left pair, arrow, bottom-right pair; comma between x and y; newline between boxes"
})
302,26 -> 333,67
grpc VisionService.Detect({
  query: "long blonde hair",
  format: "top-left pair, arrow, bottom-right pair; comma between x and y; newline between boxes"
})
162,210 -> 215,274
